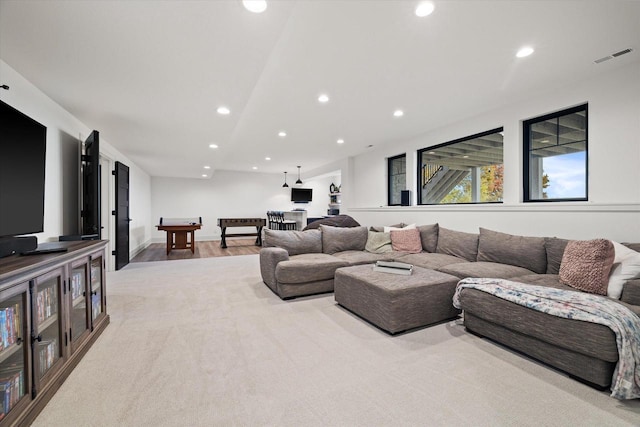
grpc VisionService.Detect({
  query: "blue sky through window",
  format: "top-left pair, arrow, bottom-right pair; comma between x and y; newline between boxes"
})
542,151 -> 586,199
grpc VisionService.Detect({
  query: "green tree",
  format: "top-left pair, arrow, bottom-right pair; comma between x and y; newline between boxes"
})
542,173 -> 550,199
480,164 -> 504,202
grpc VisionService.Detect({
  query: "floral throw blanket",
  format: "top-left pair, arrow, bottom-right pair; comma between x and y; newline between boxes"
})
453,278 -> 640,400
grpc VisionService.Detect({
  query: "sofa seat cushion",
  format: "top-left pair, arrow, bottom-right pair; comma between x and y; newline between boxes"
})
332,250 -> 395,266
510,274 -> 565,289
276,253 -> 348,284
512,275 -> 640,317
457,287 -> 619,362
396,252 -> 467,270
437,261 -> 534,279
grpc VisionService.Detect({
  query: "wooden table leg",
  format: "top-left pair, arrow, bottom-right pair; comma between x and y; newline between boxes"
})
166,231 -> 172,255
191,230 -> 196,253
221,227 -> 228,248
255,226 -> 263,246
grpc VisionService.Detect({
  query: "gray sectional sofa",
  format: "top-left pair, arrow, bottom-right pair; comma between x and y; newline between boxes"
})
259,223 -> 640,392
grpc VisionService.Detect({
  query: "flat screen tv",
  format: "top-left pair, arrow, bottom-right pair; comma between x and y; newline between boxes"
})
0,100 -> 47,238
291,187 -> 312,203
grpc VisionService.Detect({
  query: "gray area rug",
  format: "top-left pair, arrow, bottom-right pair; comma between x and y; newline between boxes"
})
33,255 -> 640,426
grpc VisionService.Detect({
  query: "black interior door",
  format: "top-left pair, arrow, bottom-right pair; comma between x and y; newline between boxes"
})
114,161 -> 130,270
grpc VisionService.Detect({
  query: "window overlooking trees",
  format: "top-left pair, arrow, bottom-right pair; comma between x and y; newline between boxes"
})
417,128 -> 503,205
388,154 -> 406,206
523,104 -> 587,202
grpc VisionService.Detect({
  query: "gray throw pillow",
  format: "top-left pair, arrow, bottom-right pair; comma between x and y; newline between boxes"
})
477,228 -> 546,274
263,229 -> 322,255
545,237 -> 570,274
365,231 -> 393,253
436,227 -> 479,262
418,223 -> 439,253
320,225 -> 368,254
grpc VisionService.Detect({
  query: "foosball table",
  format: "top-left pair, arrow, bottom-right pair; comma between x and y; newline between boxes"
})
217,218 -> 266,248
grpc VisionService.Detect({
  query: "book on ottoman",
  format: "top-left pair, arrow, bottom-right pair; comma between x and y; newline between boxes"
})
373,260 -> 413,275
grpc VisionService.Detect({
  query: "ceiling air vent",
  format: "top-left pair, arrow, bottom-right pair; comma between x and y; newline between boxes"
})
612,48 -> 633,57
595,48 -> 633,64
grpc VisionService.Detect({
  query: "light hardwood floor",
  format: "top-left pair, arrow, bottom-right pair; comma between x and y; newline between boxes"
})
131,238 -> 261,262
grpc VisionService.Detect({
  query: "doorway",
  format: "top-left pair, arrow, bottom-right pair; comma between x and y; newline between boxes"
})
114,161 -> 130,270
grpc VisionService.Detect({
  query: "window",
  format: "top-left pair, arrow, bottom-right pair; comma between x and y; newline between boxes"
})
417,128 -> 503,205
524,104 -> 587,202
387,154 -> 406,206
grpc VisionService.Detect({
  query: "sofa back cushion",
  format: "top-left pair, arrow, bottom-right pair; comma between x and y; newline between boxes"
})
365,231 -> 393,253
544,237 -> 570,274
418,223 -> 439,253
436,227 -> 479,262
477,228 -> 546,274
559,239 -> 615,295
390,228 -> 422,253
263,229 -> 322,255
320,225 -> 368,254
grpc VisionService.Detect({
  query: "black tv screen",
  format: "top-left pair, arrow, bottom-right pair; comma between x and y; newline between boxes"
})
0,100 -> 47,238
291,188 -> 312,203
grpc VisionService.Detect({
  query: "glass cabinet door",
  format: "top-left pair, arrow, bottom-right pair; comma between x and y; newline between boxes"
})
33,271 -> 63,382
90,256 -> 104,325
0,285 -> 28,422
69,261 -> 89,348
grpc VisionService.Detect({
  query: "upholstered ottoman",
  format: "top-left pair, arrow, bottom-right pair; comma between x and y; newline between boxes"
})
334,264 -> 461,334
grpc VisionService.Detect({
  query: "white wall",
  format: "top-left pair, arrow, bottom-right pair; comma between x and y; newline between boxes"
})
0,60 -> 152,262
345,62 -> 640,242
151,170 -> 301,241
299,174 -> 341,218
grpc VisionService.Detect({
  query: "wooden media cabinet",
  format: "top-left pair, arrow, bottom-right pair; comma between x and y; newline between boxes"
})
0,240 -> 109,426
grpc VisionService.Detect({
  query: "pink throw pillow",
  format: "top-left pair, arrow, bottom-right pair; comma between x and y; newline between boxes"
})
390,228 -> 422,253
559,239 -> 615,295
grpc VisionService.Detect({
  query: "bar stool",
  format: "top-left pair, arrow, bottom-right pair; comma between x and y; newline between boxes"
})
266,211 -> 279,229
275,211 -> 297,230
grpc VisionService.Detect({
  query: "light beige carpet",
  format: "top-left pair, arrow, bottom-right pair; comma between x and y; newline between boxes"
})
33,255 -> 640,426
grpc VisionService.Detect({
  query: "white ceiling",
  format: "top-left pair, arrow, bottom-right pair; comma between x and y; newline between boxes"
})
1,0 -> 639,179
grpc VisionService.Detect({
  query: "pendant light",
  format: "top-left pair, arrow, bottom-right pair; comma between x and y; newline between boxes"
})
282,171 -> 289,188
295,166 -> 303,185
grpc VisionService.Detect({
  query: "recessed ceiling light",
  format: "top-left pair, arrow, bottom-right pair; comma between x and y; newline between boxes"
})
265,157 -> 271,161
202,174 -> 208,178
393,109 -> 404,117
216,106 -> 231,115
243,0 -> 267,13
252,166 -> 258,170
204,166 -> 211,169
337,139 -> 345,144
278,131 -> 287,137
318,94 -> 330,103
209,144 -> 218,149
415,2 -> 435,17
428,151 -> 435,155
463,155 -> 469,158
516,46 -> 534,58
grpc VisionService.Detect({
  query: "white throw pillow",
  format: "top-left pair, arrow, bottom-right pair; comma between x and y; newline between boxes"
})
608,241 -> 640,299
383,223 -> 416,233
